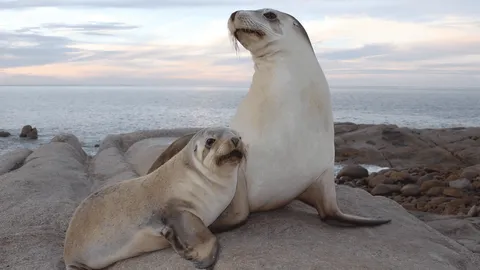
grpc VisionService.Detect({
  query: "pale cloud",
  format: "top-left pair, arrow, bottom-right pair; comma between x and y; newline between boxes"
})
1,0 -> 479,87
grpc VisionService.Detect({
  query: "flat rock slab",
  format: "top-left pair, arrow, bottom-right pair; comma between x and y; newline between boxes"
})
1,131 -> 479,270
0,148 -> 32,175
0,134 -> 90,270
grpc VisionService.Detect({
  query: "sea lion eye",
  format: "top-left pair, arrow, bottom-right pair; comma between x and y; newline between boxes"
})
205,138 -> 216,148
263,12 -> 277,20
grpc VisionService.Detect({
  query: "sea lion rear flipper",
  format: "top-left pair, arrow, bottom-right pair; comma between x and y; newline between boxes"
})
297,168 -> 392,227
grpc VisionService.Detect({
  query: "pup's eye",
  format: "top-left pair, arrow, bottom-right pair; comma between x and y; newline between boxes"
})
263,12 -> 277,20
205,138 -> 216,148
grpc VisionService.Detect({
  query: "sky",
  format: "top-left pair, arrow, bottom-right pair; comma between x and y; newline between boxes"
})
1,0 -> 479,88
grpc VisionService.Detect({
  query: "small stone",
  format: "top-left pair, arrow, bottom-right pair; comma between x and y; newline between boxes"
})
383,178 -> 396,184
460,171 -> 478,181
467,205 -> 478,217
400,184 -> 421,196
393,195 -> 404,202
426,187 -> 444,196
429,197 -> 450,205
417,174 -> 434,186
447,198 -> 470,208
401,203 -> 417,211
355,179 -> 366,186
371,184 -> 402,196
389,171 -> 412,183
420,180 -> 445,192
448,178 -> 472,190
0,131 -> 11,137
446,174 -> 460,181
94,144 -> 100,148
473,181 -> 480,190
442,187 -> 464,198
368,175 -> 387,188
337,165 -> 369,179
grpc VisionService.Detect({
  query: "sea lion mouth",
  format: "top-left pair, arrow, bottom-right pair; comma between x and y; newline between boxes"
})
217,149 -> 244,165
234,28 -> 265,39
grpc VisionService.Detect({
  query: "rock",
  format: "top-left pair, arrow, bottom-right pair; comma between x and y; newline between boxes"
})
0,134 -> 89,270
389,171 -> 412,183
0,131 -> 11,137
368,174 -> 387,188
448,178 -> 472,190
430,197 -> 451,205
426,187 -> 445,196
333,124 -> 480,169
0,148 -> 33,175
19,125 -> 38,139
443,187 -> 464,198
420,179 -> 445,192
473,181 -> 480,190
371,184 -> 402,195
461,171 -> 478,181
462,165 -> 480,178
19,125 -> 32,137
467,205 -> 478,217
336,164 -> 369,179
94,144 -> 100,148
27,127 -> 38,139
417,173 -> 434,185
2,128 -> 480,269
401,184 -> 421,196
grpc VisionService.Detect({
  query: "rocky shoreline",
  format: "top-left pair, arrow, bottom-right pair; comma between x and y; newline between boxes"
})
332,122 -> 480,217
1,124 -> 479,268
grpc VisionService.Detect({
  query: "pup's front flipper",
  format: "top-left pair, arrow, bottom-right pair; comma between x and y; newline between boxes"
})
161,211 -> 220,269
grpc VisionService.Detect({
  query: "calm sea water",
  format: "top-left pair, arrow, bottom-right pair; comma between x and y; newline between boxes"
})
1,86 -> 479,158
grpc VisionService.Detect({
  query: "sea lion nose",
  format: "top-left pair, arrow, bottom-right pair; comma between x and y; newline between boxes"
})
230,11 -> 238,21
231,137 -> 240,147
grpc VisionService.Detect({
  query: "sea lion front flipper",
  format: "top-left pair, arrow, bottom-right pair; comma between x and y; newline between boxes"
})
161,211 -> 220,269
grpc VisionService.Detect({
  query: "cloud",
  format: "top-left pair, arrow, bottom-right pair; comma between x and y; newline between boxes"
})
1,2 -> 480,88
14,22 -> 140,37
0,31 -> 81,68
0,0 -> 255,9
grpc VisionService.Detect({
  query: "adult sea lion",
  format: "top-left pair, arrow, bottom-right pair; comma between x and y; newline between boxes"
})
63,127 -> 246,270
147,8 -> 391,233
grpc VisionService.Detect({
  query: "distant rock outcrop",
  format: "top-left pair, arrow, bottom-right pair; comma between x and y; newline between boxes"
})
19,125 -> 38,139
0,131 -> 11,137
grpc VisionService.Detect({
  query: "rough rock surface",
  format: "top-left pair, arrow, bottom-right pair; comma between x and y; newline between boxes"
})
1,130 -> 480,270
0,148 -> 32,175
334,122 -> 480,169
19,124 -> 38,139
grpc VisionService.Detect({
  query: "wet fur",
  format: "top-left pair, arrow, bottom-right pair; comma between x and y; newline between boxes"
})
63,127 -> 245,270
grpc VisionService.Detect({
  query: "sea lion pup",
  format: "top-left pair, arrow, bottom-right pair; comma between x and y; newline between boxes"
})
147,8 -> 391,232
63,127 -> 246,270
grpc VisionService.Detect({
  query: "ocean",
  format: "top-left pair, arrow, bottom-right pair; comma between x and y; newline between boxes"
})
1,86 -> 479,160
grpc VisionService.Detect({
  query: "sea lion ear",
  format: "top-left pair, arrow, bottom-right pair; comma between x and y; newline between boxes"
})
293,20 -> 300,27
194,145 -> 197,152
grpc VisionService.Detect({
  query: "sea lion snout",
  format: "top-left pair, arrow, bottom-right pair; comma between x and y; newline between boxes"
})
231,137 -> 240,147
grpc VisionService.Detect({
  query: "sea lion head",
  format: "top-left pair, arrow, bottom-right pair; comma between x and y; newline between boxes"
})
189,127 -> 245,174
227,8 -> 314,57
